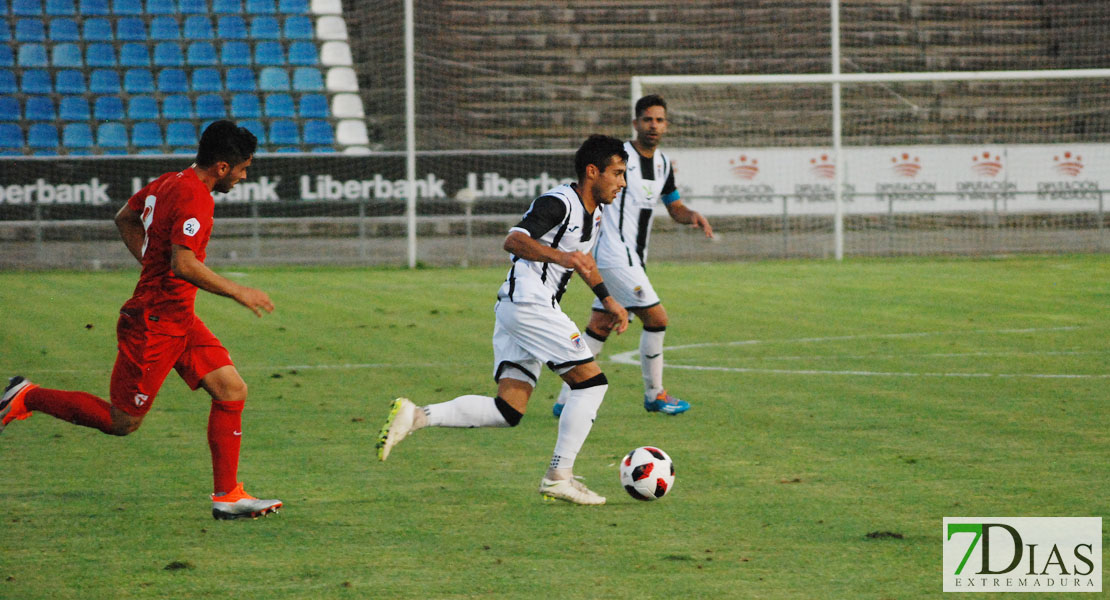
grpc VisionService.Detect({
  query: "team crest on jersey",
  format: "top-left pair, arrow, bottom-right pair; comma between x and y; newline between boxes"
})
133,393 -> 149,407
570,332 -> 583,350
182,217 -> 200,237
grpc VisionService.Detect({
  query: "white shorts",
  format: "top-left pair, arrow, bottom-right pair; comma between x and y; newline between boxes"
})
492,300 -> 594,384
590,265 -> 661,312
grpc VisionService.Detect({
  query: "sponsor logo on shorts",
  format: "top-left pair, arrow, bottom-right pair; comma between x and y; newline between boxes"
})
570,332 -> 583,350
634,286 -> 645,299
133,393 -> 149,407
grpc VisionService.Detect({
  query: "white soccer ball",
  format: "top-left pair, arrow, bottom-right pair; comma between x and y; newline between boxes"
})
619,446 -> 675,501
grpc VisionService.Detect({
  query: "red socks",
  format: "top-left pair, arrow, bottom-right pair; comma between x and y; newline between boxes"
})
24,387 -> 114,433
207,399 -> 245,495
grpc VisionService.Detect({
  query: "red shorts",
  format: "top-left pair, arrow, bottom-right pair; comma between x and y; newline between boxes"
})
109,311 -> 233,417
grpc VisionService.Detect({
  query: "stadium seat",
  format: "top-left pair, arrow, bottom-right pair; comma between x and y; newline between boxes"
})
179,0 -> 205,13
78,0 -> 110,15
0,98 -> 18,120
166,121 -> 197,146
230,94 -> 261,118
162,94 -> 193,119
55,70 -> 85,93
15,18 -> 46,41
153,42 -> 185,67
127,95 -> 159,120
217,16 -> 248,40
51,43 -> 83,67
0,47 -> 11,67
246,0 -> 274,13
85,43 -> 116,67
288,41 -> 318,65
28,123 -> 59,148
212,0 -> 240,11
89,69 -> 120,93
62,123 -> 93,149
116,17 -> 145,41
184,16 -> 214,39
283,15 -> 313,40
146,0 -> 174,13
311,146 -> 336,153
292,67 -> 324,91
150,16 -> 180,40
240,119 -> 265,143
264,93 -> 294,118
97,123 -> 128,148
111,0 -> 142,14
191,68 -> 222,92
22,70 -> 52,93
80,18 -> 112,41
58,96 -> 90,120
258,67 -> 289,91
320,41 -> 352,66
0,21 -> 9,42
195,94 -> 226,118
187,42 -> 219,66
336,119 -> 368,145
277,0 -> 307,14
220,41 -> 251,66
93,96 -> 123,120
12,0 -> 42,14
0,124 -> 23,149
132,122 -> 164,147
157,68 -> 188,92
254,41 -> 284,66
326,67 -> 357,92
123,68 -> 155,93
49,18 -> 80,41
119,43 -> 150,67
250,16 -> 281,39
316,16 -> 347,41
225,67 -> 255,91
298,94 -> 328,118
303,120 -> 334,145
18,44 -> 49,67
268,120 -> 299,145
44,0 -> 74,14
24,96 -> 56,120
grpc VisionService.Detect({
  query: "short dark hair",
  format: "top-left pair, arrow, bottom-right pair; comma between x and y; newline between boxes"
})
634,94 -> 667,118
574,134 -> 628,179
195,120 -> 257,168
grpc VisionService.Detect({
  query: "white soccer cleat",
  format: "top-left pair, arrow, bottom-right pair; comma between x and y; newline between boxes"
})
211,482 -> 282,520
538,477 -> 606,505
376,397 -> 419,461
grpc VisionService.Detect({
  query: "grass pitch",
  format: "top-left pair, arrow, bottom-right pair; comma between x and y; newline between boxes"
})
1,255 -> 1107,599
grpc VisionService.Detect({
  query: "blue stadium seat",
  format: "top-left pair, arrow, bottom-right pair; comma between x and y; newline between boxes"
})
146,0 -> 175,13
28,123 -> 59,149
0,47 -> 12,67
157,68 -> 188,92
292,67 -> 324,91
62,123 -> 93,149
22,70 -> 52,93
184,16 -> 214,39
0,124 -> 23,149
162,94 -> 193,119
132,122 -> 164,147
225,67 -> 255,91
116,18 -> 146,41
230,93 -> 261,118
12,0 -> 43,14
1,70 -> 19,94
311,146 -> 336,153
187,42 -> 218,66
127,95 -> 159,120
268,120 -> 299,145
0,98 -> 19,120
97,123 -> 128,148
250,16 -> 281,39
123,68 -> 155,93
93,96 -> 124,120
59,96 -> 89,120
277,0 -> 307,13
49,18 -> 81,41
191,68 -> 222,92
18,44 -> 49,67
195,94 -> 226,118
80,18 -> 112,41
85,43 -> 116,67
258,67 -> 289,91
15,18 -> 46,41
24,96 -> 56,120
240,120 -> 265,143
254,41 -> 284,66
153,42 -> 184,67
111,0 -> 142,14
179,0 -> 206,13
212,0 -> 240,11
167,121 -> 197,146
217,16 -> 248,39
89,68 -> 121,93
119,43 -> 150,66
150,16 -> 180,40
245,0 -> 274,13
55,70 -> 84,93
298,94 -> 328,118
44,0 -> 74,14
303,120 -> 334,145
51,43 -> 82,67
0,21 -> 9,43
220,41 -> 251,66
283,15 -> 313,40
78,0 -> 110,14
264,94 -> 294,117
287,41 -> 318,65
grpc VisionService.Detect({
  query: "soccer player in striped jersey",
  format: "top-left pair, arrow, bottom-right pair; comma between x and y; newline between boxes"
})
377,135 -> 629,505
553,95 -> 713,417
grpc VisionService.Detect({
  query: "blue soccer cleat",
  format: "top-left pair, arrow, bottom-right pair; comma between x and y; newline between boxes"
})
644,390 -> 690,415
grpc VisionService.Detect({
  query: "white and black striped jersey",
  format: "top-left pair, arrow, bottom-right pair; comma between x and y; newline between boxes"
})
497,183 -> 603,306
593,140 -> 679,268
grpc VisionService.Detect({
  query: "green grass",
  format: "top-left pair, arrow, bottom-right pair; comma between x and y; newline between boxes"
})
1,256 -> 1108,599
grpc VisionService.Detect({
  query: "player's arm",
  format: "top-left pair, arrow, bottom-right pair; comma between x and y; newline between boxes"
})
170,244 -> 274,317
664,199 -> 713,238
114,203 -> 146,262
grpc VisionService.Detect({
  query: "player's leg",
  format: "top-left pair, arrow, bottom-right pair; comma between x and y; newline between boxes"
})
540,360 -> 608,505
634,303 -> 687,415
552,312 -> 608,416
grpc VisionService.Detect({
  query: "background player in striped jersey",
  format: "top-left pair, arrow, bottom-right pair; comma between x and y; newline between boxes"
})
554,95 -> 714,417
1,121 -> 282,520
377,135 -> 629,505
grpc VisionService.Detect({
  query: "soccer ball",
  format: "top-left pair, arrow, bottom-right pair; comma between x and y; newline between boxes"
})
619,446 -> 675,501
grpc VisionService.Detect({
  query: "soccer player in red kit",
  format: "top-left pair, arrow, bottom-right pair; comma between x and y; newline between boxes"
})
0,120 -> 281,520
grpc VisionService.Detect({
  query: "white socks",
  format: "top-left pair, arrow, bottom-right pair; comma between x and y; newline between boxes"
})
425,395 -> 510,428
550,380 -> 607,472
640,328 -> 665,398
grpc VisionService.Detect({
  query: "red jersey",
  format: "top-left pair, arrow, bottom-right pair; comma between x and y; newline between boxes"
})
120,168 -> 214,336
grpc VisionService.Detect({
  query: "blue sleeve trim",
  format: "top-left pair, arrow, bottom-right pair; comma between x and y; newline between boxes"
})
661,190 -> 680,206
